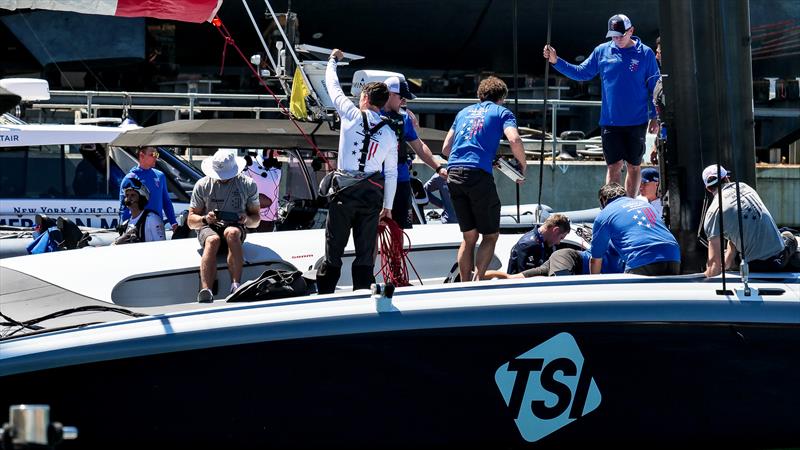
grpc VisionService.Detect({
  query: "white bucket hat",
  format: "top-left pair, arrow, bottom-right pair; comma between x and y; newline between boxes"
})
202,149 -> 246,180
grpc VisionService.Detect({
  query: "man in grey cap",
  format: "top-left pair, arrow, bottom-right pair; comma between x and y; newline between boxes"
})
701,164 -> 797,277
382,75 -> 447,228
188,149 -> 260,302
543,14 -> 660,198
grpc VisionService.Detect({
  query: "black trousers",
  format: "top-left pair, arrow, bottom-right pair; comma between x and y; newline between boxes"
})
317,181 -> 384,294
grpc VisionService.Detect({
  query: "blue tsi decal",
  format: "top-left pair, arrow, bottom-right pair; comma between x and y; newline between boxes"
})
495,332 -> 601,442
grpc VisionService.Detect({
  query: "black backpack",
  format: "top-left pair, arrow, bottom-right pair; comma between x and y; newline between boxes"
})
227,269 -> 308,303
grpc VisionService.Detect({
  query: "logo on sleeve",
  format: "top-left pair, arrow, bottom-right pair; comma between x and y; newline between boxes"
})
495,332 -> 601,442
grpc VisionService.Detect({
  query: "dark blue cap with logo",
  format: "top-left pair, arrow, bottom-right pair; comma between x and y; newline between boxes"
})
606,14 -> 632,38
641,167 -> 659,183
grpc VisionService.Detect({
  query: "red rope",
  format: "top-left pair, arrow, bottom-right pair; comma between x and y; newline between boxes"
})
376,217 -> 422,287
211,16 -> 334,172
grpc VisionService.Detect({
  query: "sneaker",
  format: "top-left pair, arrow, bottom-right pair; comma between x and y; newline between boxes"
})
197,288 -> 214,303
230,282 -> 241,294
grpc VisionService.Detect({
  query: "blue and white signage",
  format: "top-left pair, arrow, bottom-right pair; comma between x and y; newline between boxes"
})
495,332 -> 601,442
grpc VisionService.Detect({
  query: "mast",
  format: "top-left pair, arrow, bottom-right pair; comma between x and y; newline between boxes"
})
659,0 -> 756,273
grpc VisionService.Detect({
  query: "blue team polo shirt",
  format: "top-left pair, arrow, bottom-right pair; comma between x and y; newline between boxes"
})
447,101 -> 517,174
591,197 -> 680,270
381,109 -> 419,182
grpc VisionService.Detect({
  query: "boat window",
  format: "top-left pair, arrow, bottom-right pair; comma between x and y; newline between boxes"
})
282,150 -> 315,201
0,144 -> 123,199
111,146 -> 200,204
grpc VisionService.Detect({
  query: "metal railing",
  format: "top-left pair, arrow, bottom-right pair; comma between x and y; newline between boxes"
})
26,89 -> 603,158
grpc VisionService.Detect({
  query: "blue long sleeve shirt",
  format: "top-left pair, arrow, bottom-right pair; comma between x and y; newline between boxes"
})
119,167 -> 177,226
553,37 -> 659,127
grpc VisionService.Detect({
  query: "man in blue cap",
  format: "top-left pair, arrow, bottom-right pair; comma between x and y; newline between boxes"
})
543,14 -> 660,198
637,167 -> 662,216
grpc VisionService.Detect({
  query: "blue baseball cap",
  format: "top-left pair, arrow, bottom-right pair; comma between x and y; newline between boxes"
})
641,167 -> 659,183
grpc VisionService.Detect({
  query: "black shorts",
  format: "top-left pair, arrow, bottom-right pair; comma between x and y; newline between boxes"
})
447,167 -> 501,235
391,180 -> 413,229
601,124 -> 648,166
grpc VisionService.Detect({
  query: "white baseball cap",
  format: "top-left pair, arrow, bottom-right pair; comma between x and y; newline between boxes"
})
702,164 -> 729,187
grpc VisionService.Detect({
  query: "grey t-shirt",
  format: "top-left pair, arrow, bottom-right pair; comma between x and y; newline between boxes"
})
704,182 -> 783,261
190,175 -> 259,217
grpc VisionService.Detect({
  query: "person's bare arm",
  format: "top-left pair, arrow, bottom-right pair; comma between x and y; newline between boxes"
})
408,138 -> 447,178
504,127 -> 527,184
243,204 -> 260,228
441,129 -> 455,158
648,118 -> 660,134
589,258 -> 603,275
188,206 -> 212,230
704,236 -> 724,277
724,240 -> 738,270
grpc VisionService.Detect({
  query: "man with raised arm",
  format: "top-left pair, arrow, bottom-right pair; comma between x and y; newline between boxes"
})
316,48 -> 398,294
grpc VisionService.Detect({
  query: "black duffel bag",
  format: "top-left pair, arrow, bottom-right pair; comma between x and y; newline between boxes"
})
227,269 -> 308,303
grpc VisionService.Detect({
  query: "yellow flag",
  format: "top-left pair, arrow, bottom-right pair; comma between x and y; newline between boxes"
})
290,67 -> 310,120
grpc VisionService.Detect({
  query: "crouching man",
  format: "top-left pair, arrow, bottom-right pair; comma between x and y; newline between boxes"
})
701,164 -> 798,277
188,149 -> 260,303
591,182 -> 680,275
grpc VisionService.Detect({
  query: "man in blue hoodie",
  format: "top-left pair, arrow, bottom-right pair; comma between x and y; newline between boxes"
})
119,146 -> 178,232
543,14 -> 660,198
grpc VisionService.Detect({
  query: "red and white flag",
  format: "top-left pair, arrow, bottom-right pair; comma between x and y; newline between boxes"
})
0,0 -> 223,23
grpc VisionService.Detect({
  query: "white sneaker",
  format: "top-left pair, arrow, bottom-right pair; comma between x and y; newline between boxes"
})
197,288 -> 213,303
230,282 -> 241,294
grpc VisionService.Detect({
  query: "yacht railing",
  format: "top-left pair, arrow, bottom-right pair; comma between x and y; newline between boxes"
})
27,89 -> 603,158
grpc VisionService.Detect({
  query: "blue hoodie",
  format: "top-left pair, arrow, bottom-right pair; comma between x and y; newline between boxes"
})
553,37 -> 659,127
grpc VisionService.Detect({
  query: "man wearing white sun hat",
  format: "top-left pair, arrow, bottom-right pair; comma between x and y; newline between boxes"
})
189,149 -> 260,303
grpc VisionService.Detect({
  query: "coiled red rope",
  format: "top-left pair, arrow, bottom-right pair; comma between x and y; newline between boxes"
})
376,217 -> 422,287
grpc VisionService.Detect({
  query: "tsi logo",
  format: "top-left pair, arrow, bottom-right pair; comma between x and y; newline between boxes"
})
495,332 -> 601,442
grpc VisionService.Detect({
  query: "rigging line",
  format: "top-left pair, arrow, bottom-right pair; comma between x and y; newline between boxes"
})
212,17 -> 334,171
512,0 -> 519,223
733,180 -> 750,294
709,0 -> 730,294
19,13 -> 74,90
536,0 -> 554,222
240,0 -> 279,74
261,0 -> 324,108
